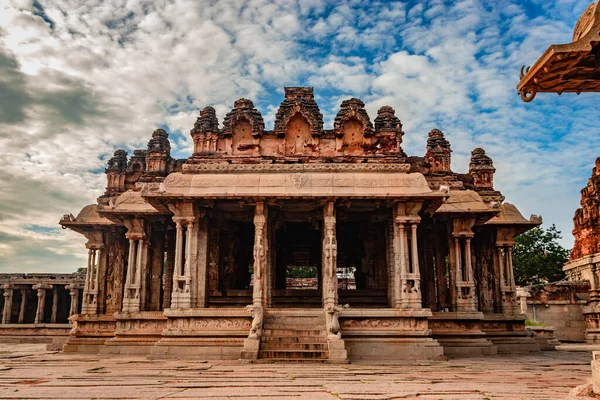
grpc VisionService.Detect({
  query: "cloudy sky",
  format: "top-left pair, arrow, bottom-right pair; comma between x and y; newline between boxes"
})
0,0 -> 598,273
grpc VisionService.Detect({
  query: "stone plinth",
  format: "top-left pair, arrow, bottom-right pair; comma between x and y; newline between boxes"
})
339,308 -> 444,361
63,314 -> 117,353
151,308 -> 251,359
0,324 -> 72,350
527,325 -> 560,351
480,313 -> 539,353
429,312 -> 497,357
101,312 -> 167,355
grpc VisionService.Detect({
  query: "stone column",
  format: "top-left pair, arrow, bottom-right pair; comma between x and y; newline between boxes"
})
51,286 -> 58,323
408,222 -> 422,309
136,238 -> 147,310
252,202 -> 267,307
123,237 -> 140,312
499,243 -> 518,314
396,222 -> 406,308
18,288 -> 27,323
2,284 -> 12,324
66,284 -> 79,317
464,238 -> 473,282
386,219 -> 395,307
322,201 -> 341,340
170,218 -> 193,309
162,229 -> 176,310
82,245 -> 101,315
393,203 -> 422,309
196,216 -> 209,308
244,201 -> 268,358
33,284 -> 51,324
452,234 -> 477,312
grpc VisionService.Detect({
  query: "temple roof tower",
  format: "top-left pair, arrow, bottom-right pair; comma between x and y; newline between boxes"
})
274,87 -> 324,137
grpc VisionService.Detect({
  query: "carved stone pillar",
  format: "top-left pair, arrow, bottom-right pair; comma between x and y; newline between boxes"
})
33,284 -> 51,324
81,230 -> 104,315
168,202 -> 200,309
452,235 -> 477,312
393,202 -> 422,309
252,201 -> 267,307
162,229 -> 175,309
122,218 -> 149,313
2,284 -> 12,324
66,284 -> 79,317
18,288 -> 27,323
196,216 -> 209,308
244,201 -> 268,358
51,286 -> 58,323
322,201 -> 342,341
499,243 -> 518,314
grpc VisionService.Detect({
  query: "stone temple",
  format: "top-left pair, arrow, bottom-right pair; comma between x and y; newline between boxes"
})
57,87 -> 542,362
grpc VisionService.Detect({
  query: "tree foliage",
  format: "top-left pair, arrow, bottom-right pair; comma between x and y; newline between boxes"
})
512,224 -> 570,286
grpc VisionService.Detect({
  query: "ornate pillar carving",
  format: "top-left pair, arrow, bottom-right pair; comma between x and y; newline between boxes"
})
18,287 -> 27,323
122,218 -> 148,313
33,284 -> 51,324
51,286 -> 59,323
81,230 -> 103,315
248,201 -> 267,342
393,202 -> 423,309
323,201 -> 341,339
496,227 -> 519,315
66,284 -> 80,317
168,202 -> 200,309
451,217 -> 477,312
196,216 -> 209,308
162,228 -> 176,309
2,284 -> 13,324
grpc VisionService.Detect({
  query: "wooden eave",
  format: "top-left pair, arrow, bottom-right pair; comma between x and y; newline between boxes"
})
517,2 -> 600,101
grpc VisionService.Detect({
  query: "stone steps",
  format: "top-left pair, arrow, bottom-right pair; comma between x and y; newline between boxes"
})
262,328 -> 325,337
259,314 -> 330,362
260,342 -> 328,351
258,350 -> 329,359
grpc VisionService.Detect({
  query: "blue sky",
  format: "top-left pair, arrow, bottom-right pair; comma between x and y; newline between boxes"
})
0,0 -> 598,272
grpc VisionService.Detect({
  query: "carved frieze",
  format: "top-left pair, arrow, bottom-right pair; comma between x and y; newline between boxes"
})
166,317 -> 251,332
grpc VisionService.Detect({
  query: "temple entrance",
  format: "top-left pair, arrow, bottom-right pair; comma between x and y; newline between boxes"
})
207,202 -> 255,307
272,203 -> 323,308
337,202 -> 389,308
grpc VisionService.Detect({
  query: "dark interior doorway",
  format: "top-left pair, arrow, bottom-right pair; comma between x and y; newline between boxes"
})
273,221 -> 322,307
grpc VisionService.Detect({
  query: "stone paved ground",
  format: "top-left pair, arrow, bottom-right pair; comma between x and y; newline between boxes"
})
0,343 -> 593,400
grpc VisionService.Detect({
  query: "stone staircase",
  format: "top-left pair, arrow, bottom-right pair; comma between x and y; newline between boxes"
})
258,312 -> 336,362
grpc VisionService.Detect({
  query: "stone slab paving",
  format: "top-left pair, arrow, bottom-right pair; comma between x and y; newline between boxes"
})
0,344 -> 593,399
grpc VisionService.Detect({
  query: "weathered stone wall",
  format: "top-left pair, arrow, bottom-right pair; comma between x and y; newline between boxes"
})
525,302 -> 586,342
521,282 -> 589,342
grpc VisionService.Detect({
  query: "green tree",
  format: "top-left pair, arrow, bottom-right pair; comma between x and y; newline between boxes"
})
512,224 -> 570,286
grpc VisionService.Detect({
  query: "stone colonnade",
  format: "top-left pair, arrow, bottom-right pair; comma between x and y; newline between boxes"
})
83,199 -> 522,316
1,282 -> 82,325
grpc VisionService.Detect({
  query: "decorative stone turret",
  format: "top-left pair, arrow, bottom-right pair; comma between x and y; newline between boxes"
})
144,129 -> 172,179
469,148 -> 495,189
425,129 -> 451,173
371,106 -> 405,156
333,98 -> 373,137
571,157 -> 600,260
105,150 -> 128,195
191,106 -> 220,154
274,87 -> 323,137
127,150 -> 146,173
222,99 -> 265,138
